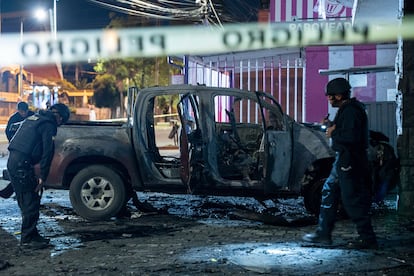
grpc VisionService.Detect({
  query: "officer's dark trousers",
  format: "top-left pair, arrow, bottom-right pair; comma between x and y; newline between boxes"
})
7,150 -> 41,244
318,153 -> 376,241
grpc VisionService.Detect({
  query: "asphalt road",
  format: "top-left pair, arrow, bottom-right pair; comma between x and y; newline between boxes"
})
1,180 -> 413,275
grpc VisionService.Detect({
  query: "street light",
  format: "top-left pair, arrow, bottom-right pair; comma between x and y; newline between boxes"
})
18,5 -> 56,99
34,8 -> 48,22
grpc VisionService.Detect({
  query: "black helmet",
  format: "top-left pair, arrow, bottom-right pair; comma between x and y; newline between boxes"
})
325,78 -> 351,97
50,103 -> 70,124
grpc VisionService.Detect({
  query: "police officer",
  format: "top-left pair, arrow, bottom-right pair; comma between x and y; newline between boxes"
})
303,78 -> 377,249
7,103 -> 70,249
5,101 -> 35,141
0,102 -> 35,199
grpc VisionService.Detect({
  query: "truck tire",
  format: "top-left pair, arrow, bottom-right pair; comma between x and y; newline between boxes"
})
69,165 -> 126,221
303,175 -> 347,218
303,176 -> 325,216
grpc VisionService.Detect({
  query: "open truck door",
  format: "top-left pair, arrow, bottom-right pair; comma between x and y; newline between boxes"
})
255,92 -> 293,193
213,91 -> 293,192
177,93 -> 200,192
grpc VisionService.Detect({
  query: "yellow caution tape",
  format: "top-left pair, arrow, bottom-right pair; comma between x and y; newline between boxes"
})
0,17 -> 412,66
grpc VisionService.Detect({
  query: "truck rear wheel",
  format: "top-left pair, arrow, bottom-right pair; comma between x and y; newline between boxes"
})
303,177 -> 325,216
303,175 -> 348,218
69,165 -> 126,221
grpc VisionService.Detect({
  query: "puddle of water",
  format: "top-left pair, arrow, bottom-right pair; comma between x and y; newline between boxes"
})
179,242 -> 397,274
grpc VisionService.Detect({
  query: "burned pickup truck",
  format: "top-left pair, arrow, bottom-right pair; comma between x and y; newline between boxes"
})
44,85 -> 399,220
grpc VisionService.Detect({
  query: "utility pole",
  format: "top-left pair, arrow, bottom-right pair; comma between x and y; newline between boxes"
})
0,0 -> 2,34
398,0 -> 414,216
19,19 -> 24,99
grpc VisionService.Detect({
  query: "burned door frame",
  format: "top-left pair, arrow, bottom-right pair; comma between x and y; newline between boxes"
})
255,91 -> 293,193
177,93 -> 200,191
210,89 -> 292,193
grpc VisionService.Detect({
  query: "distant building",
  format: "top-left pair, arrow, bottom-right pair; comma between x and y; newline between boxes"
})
0,63 -> 63,123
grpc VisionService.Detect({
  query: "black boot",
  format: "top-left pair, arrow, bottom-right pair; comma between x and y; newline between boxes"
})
302,231 -> 332,245
20,235 -> 50,250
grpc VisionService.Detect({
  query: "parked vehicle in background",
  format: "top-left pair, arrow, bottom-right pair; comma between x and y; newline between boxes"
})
41,85 -> 399,220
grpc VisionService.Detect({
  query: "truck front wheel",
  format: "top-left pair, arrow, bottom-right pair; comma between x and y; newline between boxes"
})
69,165 -> 126,221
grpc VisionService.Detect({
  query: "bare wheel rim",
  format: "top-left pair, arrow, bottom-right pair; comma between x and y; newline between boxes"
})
80,177 -> 115,211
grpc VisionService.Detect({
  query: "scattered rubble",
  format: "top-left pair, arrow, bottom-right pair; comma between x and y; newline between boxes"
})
1,189 -> 414,275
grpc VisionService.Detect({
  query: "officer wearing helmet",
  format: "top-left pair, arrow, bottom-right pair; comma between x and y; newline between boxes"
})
7,103 -> 70,249
303,78 -> 377,249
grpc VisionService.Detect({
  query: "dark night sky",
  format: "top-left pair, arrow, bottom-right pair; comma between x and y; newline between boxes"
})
1,0 -> 261,82
0,0 -> 114,83
0,0 -> 112,33
1,0 -> 261,33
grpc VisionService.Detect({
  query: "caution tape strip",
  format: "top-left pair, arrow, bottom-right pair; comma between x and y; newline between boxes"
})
0,18 -> 413,66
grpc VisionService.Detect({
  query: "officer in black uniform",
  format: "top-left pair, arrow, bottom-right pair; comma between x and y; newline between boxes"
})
0,102 -> 35,199
5,101 -> 35,141
7,103 -> 70,249
303,78 -> 377,249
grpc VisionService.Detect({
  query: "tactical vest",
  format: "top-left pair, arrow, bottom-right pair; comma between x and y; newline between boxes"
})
8,112 -> 57,159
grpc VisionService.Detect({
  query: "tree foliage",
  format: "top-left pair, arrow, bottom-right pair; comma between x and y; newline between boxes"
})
91,13 -> 181,117
75,78 -> 93,90
92,74 -> 119,108
56,78 -> 77,91
93,57 -> 180,116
